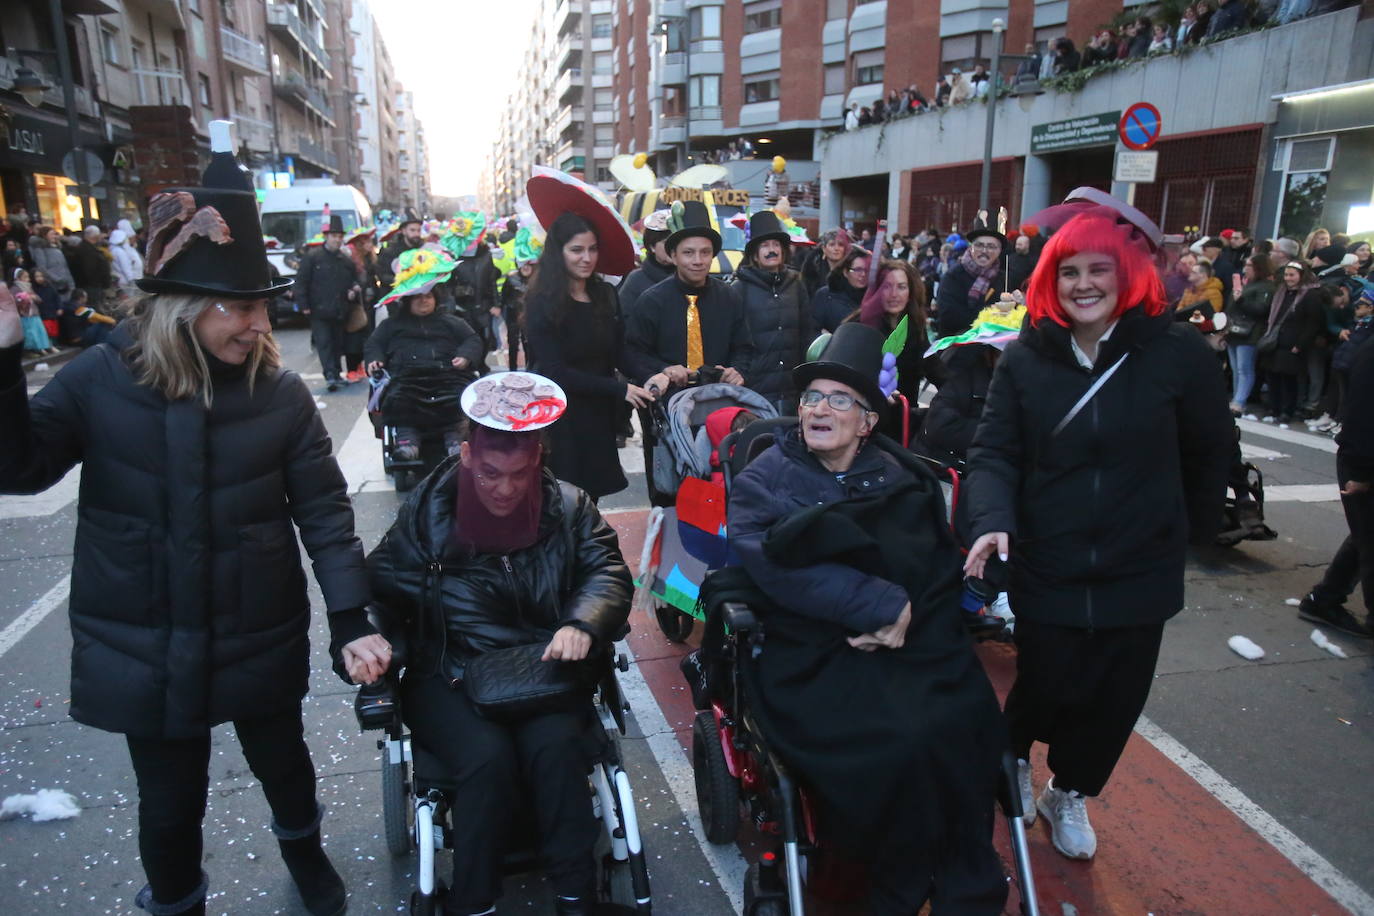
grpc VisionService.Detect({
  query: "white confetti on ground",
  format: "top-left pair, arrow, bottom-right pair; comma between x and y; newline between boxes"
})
1284,598 -> 1302,607
1310,629 -> 1349,659
1,789 -> 81,822
1227,635 -> 1265,660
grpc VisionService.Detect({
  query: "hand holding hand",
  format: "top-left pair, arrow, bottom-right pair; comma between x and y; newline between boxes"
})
451,356 -> 469,369
542,625 -> 593,662
718,366 -> 744,386
964,532 -> 1009,579
624,384 -> 655,409
342,634 -> 392,685
848,603 -> 912,652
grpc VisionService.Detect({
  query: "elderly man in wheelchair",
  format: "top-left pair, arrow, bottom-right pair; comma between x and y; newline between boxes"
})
343,372 -> 648,916
720,324 -> 1013,915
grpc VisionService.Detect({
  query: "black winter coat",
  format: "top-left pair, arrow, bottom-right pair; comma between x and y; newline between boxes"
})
730,265 -> 814,407
1261,286 -> 1326,376
935,262 -> 1003,338
967,308 -> 1232,629
295,246 -> 361,321
71,240 -> 111,291
810,272 -> 863,333
919,344 -> 996,465
616,257 -> 673,318
363,310 -> 484,373
1337,335 -> 1374,482
0,335 -> 371,739
366,461 -> 632,682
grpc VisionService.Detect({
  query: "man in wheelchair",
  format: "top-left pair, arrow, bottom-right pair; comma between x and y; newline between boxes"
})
725,324 -> 1010,914
353,373 -> 633,916
366,248 -> 486,459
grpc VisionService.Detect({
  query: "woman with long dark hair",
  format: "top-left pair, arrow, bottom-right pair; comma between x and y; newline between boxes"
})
965,203 -> 1231,862
524,211 -> 655,498
849,258 -> 933,406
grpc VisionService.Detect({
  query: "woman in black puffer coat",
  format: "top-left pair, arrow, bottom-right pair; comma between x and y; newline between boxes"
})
810,246 -> 870,332
365,418 -> 632,916
0,273 -> 388,916
965,207 -> 1231,864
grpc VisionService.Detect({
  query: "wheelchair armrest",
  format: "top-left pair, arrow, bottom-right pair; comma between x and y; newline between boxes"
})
354,678 -> 399,731
721,602 -> 758,634
367,604 -> 410,671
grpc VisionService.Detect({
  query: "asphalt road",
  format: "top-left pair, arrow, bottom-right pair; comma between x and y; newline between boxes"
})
0,327 -> 1369,916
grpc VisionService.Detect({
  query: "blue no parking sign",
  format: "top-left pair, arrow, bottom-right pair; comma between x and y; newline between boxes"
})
1119,103 -> 1162,150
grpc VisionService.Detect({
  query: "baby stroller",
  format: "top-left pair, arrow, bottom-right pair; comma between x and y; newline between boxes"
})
368,361 -> 476,491
354,611 -> 653,914
635,376 -> 777,642
684,418 -> 1039,916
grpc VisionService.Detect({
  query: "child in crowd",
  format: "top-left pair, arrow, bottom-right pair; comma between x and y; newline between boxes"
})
704,407 -> 759,484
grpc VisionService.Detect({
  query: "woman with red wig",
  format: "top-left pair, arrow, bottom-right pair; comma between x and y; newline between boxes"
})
963,200 -> 1232,861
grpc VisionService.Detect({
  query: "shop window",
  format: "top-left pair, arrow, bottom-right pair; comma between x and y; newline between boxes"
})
744,0 -> 782,34
689,6 -> 721,40
592,14 -> 612,38
853,49 -> 883,86
744,71 -> 780,104
1284,137 -> 1335,173
823,62 -> 845,95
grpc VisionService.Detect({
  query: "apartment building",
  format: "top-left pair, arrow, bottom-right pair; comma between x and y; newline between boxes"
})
394,89 -> 431,216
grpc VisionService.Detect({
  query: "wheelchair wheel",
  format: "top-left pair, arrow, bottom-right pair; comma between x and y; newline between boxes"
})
381,753 -> 412,856
655,604 -> 695,644
692,711 -> 739,845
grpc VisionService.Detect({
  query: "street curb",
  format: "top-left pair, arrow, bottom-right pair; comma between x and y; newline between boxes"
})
22,346 -> 80,374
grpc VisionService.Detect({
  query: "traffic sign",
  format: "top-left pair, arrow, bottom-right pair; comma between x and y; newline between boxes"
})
1114,150 -> 1159,184
1119,103 -> 1162,150
62,148 -> 105,186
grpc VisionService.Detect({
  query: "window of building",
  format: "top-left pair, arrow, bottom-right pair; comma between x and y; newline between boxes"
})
826,0 -> 847,18
100,26 -> 121,66
744,70 -> 780,103
940,33 -> 992,73
197,72 -> 212,106
663,85 -> 685,117
689,74 -> 720,109
853,49 -> 883,86
593,51 -> 612,73
591,14 -> 612,38
186,0 -> 201,14
594,87 -> 613,111
744,0 -> 781,33
689,6 -> 721,40
823,62 -> 845,95
595,162 -> 614,184
594,123 -> 614,145
220,0 -> 237,27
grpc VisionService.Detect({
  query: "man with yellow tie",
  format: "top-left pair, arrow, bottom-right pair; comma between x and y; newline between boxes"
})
626,199 -> 754,393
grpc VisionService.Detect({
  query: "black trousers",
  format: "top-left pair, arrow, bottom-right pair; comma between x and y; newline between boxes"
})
1005,619 -> 1164,797
125,708 -> 320,906
868,811 -> 1007,916
310,316 -> 344,381
401,674 -> 598,909
1312,456 -> 1374,616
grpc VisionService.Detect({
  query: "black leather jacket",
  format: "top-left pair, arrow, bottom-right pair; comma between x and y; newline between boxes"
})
367,459 -> 632,680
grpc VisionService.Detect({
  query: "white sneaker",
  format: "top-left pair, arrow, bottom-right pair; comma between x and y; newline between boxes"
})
1016,759 -> 1036,826
1306,414 -> 1332,428
991,593 -> 1015,634
1037,778 -> 1096,860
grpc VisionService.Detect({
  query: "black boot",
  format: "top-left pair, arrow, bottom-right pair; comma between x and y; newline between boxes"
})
134,871 -> 208,915
273,805 -> 346,916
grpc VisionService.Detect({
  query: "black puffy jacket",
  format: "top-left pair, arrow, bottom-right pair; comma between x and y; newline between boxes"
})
0,334 -> 371,739
919,344 -> 997,465
810,272 -> 863,333
967,307 -> 1232,629
617,257 -> 673,318
363,310 -> 484,373
729,265 -> 814,407
366,460 -> 632,681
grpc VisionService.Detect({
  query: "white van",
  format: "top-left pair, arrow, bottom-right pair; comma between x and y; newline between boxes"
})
259,180 -> 373,278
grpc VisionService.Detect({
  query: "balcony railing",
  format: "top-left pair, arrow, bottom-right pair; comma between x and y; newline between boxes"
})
273,71 -> 335,123
294,136 -> 338,172
231,111 -> 274,151
267,2 -> 330,72
131,66 -> 192,107
220,26 -> 268,74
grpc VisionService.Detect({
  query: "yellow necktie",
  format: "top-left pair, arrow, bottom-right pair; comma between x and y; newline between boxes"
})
685,294 -> 704,370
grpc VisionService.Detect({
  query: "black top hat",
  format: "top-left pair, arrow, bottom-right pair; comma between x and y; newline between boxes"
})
325,214 -> 345,234
965,227 -> 1008,248
744,210 -> 791,258
136,153 -> 291,299
793,322 -> 886,417
665,199 -> 722,254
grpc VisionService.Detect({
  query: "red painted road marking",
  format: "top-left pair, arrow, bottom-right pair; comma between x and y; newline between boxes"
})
603,508 -> 1353,915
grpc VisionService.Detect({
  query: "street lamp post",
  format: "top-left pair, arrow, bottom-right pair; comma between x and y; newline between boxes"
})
978,18 -> 1006,217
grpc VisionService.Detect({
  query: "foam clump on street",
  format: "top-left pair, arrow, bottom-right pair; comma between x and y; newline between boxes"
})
0,788 -> 81,822
1227,635 -> 1265,660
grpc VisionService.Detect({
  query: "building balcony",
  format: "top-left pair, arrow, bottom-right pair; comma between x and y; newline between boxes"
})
231,110 -> 274,151
555,34 -> 579,71
292,136 -> 338,173
555,68 -> 583,104
554,0 -> 582,37
273,71 -> 336,125
267,2 -> 330,74
556,102 -> 584,137
221,26 -> 269,76
660,51 -> 685,85
131,66 -> 192,108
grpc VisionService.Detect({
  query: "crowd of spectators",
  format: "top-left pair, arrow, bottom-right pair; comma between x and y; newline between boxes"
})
842,0 -> 1359,132
3,205 -> 138,356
